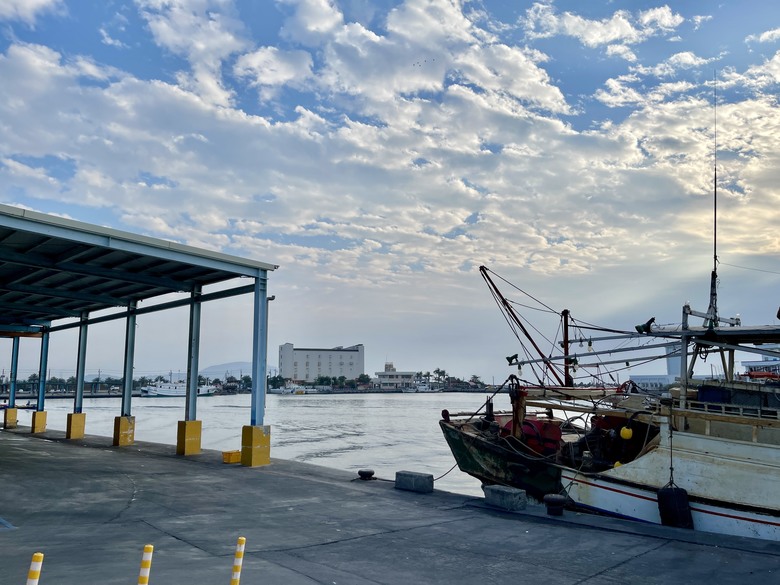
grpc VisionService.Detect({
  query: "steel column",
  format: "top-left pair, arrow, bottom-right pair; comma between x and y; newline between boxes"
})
36,331 -> 49,412
74,312 -> 88,414
120,301 -> 137,417
9,336 -> 19,407
185,286 -> 202,421
250,274 -> 268,426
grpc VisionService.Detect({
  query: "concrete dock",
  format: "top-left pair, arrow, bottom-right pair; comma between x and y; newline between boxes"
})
1,428 -> 778,584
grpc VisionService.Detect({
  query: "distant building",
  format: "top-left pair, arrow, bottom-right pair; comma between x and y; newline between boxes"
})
375,362 -> 416,391
740,343 -> 780,380
630,342 -> 679,391
278,343 -> 364,383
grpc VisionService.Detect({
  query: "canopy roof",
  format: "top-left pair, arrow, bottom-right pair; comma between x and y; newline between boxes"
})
0,204 -> 276,331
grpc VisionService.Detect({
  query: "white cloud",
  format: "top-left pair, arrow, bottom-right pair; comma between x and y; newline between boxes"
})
746,28 -> 780,44
234,46 -> 313,101
523,2 -> 684,48
136,0 -> 249,107
278,0 -> 344,46
0,0 -> 61,24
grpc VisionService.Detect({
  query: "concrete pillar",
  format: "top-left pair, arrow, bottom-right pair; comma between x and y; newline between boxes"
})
66,412 -> 86,440
3,407 -> 17,429
241,425 -> 271,467
113,415 -> 135,446
31,410 -> 47,434
176,420 -> 202,456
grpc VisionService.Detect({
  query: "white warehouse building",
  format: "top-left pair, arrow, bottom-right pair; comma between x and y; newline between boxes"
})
279,343 -> 365,383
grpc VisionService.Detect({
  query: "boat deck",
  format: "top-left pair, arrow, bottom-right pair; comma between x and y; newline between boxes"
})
1,427 -> 779,584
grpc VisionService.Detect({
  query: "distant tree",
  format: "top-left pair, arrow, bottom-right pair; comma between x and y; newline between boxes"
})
268,375 -> 285,389
27,373 -> 39,383
469,375 -> 483,386
337,376 -> 346,387
357,374 -> 371,385
241,375 -> 252,388
314,375 -> 333,386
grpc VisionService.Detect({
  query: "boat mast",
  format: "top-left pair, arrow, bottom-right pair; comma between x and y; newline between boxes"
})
479,266 -> 566,386
704,74 -> 719,329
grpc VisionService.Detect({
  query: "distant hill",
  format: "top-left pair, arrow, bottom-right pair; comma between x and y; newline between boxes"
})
200,362 -> 253,380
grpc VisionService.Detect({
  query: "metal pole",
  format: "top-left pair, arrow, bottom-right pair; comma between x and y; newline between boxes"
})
9,336 -> 19,407
250,274 -> 268,426
74,312 -> 88,414
185,286 -> 202,422
36,330 -> 49,412
121,301 -> 137,417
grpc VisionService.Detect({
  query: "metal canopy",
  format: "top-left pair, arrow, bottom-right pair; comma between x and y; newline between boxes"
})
0,203 -> 277,331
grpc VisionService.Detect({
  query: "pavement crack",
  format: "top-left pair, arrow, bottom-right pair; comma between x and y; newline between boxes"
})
570,540 -> 671,584
106,473 -> 139,523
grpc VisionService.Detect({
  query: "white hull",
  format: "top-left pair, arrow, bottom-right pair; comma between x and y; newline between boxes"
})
141,383 -> 216,397
561,425 -> 780,540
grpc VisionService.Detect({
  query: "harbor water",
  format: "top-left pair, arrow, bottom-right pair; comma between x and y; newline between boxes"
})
13,392 -> 511,496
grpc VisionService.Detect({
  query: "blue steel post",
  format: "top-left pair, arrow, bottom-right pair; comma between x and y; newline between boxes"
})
36,330 -> 49,412
250,274 -> 268,427
74,312 -> 88,414
9,336 -> 19,407
121,301 -> 137,417
185,286 -> 202,422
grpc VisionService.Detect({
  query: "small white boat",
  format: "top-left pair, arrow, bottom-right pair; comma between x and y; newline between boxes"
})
140,381 -> 216,397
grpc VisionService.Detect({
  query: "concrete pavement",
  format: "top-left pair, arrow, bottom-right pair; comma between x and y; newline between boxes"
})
1,427 -> 778,584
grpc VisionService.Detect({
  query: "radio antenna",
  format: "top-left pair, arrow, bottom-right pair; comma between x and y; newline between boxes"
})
705,71 -> 719,328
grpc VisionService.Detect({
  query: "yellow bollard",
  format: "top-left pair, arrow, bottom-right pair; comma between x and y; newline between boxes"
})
137,544 -> 154,585
26,552 -> 44,585
230,536 -> 246,585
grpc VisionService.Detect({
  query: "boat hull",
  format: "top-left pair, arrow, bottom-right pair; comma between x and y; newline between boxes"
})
442,416 -> 780,540
439,420 -> 562,500
141,384 -> 216,397
563,470 -> 780,541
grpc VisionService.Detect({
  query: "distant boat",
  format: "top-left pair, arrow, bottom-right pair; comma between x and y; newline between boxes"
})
401,382 -> 437,393
140,381 -> 216,397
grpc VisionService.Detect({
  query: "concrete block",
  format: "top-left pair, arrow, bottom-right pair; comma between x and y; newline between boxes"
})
177,420 -> 202,456
222,450 -> 241,464
482,485 -> 528,511
395,470 -> 434,493
3,407 -> 18,429
31,410 -> 47,434
113,416 -> 135,446
241,425 -> 271,467
66,412 -> 86,440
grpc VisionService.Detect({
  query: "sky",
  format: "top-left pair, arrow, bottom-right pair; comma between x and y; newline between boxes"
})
0,0 -> 779,384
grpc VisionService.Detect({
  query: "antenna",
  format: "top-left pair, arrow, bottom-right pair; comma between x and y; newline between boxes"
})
713,70 -> 718,273
705,71 -> 719,328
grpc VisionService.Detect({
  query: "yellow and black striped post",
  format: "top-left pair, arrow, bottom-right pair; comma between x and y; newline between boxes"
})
137,544 -> 153,585
230,537 -> 246,585
26,552 -> 44,585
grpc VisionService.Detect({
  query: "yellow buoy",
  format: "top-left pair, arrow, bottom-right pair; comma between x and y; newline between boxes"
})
620,426 -> 633,440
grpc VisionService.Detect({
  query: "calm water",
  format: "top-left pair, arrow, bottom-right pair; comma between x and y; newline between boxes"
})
17,392 -> 512,496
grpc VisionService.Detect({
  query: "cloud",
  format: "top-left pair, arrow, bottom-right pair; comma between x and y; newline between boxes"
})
278,0 -> 344,46
136,0 -> 249,107
0,0 -> 62,24
522,2 -> 684,48
234,46 -> 313,99
746,28 -> 780,44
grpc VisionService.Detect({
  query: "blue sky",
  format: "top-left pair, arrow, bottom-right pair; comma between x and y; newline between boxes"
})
1,0 -> 779,383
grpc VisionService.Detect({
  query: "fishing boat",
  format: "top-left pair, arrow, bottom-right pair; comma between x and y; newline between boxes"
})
440,261 -> 780,541
140,381 -> 217,397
